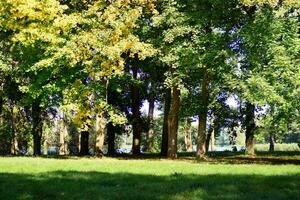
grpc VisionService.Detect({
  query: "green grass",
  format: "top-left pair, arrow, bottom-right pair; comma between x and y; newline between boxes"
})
0,155 -> 299,200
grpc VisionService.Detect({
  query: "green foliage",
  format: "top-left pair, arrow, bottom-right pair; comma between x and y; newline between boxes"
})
0,0 -> 299,156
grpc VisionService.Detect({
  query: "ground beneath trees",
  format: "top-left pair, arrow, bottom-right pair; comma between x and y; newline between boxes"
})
0,152 -> 299,200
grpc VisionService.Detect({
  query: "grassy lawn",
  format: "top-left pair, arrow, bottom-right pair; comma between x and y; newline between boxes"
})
0,154 -> 299,200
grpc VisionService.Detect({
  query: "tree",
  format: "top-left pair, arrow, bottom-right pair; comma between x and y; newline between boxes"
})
236,0 -> 300,155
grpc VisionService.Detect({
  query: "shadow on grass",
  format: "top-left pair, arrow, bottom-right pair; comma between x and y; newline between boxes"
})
0,171 -> 299,200
112,151 -> 300,165
204,151 -> 300,165
2,151 -> 300,165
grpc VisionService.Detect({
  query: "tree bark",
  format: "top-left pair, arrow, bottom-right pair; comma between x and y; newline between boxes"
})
161,88 -> 171,157
210,125 -> 215,152
10,102 -> 18,155
95,112 -> 106,157
0,95 -> 3,125
80,131 -> 89,156
68,122 -> 79,155
167,86 -> 180,159
146,97 -> 155,152
184,118 -> 193,152
32,99 -> 42,156
59,115 -> 68,155
269,133 -> 275,152
206,114 -> 215,152
196,68 -> 209,160
245,103 -> 256,156
131,65 -> 142,155
107,122 -> 116,156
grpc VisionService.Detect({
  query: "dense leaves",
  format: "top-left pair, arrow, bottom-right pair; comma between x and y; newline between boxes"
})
0,0 -> 299,157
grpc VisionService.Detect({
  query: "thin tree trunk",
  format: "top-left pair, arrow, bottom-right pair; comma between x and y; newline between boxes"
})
196,68 -> 209,160
10,103 -> 18,155
59,115 -> 68,155
107,122 -> 115,156
63,122 -> 68,155
167,86 -> 180,159
43,132 -> 49,155
95,112 -> 106,157
80,131 -> 89,156
0,95 -> 3,125
131,66 -> 142,155
210,125 -> 215,151
161,88 -> 171,157
59,118 -> 65,155
269,133 -> 275,152
184,118 -> 193,152
78,133 -> 81,154
32,99 -> 42,156
146,97 -> 155,152
205,133 -> 211,153
245,103 -> 256,156
205,114 -> 215,152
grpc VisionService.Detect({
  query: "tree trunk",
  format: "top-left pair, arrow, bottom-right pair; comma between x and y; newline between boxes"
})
68,122 -> 79,155
43,132 -> 49,155
0,95 -> 3,125
210,125 -> 215,152
184,118 -> 193,152
32,99 -> 42,156
95,112 -> 106,157
167,86 -> 180,159
10,103 -> 18,155
107,122 -> 115,156
146,97 -> 155,152
245,103 -> 256,156
269,133 -> 275,152
205,114 -> 215,152
131,66 -> 142,155
161,88 -> 171,157
59,115 -> 68,155
80,131 -> 89,156
196,68 -> 209,160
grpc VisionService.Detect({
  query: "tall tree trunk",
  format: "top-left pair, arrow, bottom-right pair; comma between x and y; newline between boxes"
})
167,86 -> 180,159
43,131 -> 49,155
205,113 -> 215,152
68,122 -> 79,155
10,103 -> 18,155
59,115 -> 68,155
106,80 -> 116,156
146,97 -> 155,152
95,79 -> 109,157
161,88 -> 171,157
245,103 -> 256,156
196,68 -> 209,160
184,118 -> 193,152
131,66 -> 142,155
59,120 -> 65,155
107,122 -> 115,156
0,95 -> 3,125
95,112 -> 106,157
32,99 -> 42,156
80,131 -> 89,155
210,125 -> 215,152
269,133 -> 275,152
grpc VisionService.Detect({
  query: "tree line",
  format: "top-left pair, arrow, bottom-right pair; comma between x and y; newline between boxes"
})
0,0 -> 299,158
